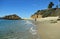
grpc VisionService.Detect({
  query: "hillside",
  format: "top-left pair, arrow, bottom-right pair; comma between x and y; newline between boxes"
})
31,8 -> 60,18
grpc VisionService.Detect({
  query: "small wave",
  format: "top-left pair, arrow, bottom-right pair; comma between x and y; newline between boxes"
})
29,27 -> 37,35
25,20 -> 37,35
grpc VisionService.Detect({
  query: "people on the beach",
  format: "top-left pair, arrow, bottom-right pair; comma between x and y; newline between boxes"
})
35,15 -> 38,21
35,18 -> 37,21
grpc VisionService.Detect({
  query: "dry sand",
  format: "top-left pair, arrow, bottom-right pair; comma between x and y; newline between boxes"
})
33,17 -> 60,39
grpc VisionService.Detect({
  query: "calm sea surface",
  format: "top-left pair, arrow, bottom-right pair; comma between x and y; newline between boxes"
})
0,20 -> 40,39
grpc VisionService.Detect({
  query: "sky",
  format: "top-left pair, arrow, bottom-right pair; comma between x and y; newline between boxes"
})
0,0 -> 59,18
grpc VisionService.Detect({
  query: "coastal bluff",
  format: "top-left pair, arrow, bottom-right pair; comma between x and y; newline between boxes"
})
0,14 -> 21,20
31,8 -> 60,19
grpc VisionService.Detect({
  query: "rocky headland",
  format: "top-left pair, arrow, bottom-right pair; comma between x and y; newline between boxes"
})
0,14 -> 22,20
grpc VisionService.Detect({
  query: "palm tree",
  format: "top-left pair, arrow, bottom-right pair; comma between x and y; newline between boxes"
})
59,0 -> 60,7
48,2 -> 54,9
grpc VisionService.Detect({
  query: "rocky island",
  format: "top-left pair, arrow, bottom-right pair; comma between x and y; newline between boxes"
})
0,14 -> 22,20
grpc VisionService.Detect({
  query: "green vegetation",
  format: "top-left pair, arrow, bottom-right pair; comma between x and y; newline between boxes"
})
48,2 -> 54,9
31,8 -> 60,18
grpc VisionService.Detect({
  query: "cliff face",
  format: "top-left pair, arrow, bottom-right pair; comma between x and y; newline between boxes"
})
31,8 -> 60,19
31,14 -> 42,19
2,14 -> 21,20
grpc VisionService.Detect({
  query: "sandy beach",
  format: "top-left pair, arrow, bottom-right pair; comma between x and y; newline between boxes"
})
33,17 -> 60,39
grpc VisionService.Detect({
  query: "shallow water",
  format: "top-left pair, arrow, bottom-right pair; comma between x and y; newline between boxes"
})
0,20 -> 40,39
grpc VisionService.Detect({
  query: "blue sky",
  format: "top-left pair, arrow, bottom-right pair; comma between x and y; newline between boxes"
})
0,0 -> 59,18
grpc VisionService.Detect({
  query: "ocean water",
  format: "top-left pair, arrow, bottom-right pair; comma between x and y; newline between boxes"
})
0,20 -> 40,39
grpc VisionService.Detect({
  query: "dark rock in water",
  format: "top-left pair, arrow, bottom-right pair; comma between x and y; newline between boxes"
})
0,14 -> 21,20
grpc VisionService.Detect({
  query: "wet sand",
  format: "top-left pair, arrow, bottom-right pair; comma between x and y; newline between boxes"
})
34,20 -> 60,39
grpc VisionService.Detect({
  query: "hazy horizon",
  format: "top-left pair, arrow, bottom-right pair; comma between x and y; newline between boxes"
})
0,0 -> 59,18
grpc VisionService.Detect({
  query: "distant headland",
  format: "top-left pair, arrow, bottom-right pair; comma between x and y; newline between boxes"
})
0,14 -> 22,20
